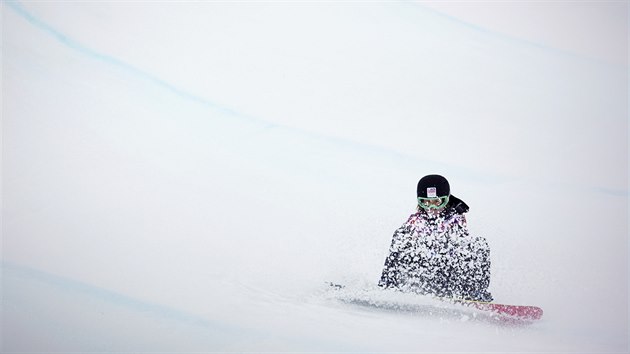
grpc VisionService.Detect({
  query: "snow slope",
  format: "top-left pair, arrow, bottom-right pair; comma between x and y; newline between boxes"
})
3,1 -> 628,352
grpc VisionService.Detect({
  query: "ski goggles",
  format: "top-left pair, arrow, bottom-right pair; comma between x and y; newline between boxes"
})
417,196 -> 450,210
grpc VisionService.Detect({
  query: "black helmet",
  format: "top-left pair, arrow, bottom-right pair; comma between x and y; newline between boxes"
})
417,174 -> 450,198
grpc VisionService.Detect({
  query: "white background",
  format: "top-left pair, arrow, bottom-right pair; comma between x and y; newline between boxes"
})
3,1 -> 628,352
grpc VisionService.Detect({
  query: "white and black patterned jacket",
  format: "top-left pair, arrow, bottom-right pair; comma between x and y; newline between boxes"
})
378,197 -> 493,302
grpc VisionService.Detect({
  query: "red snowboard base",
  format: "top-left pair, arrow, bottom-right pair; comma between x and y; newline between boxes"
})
454,299 -> 544,321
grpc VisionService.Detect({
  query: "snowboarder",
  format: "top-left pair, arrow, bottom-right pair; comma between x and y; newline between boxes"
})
378,175 -> 493,302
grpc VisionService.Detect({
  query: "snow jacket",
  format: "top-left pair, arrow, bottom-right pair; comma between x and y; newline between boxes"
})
378,196 -> 493,302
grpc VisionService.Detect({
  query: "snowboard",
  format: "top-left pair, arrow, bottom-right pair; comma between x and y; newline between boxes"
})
449,298 -> 543,321
326,282 -> 543,324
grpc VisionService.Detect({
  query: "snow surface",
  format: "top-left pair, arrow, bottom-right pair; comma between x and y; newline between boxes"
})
2,1 -> 628,352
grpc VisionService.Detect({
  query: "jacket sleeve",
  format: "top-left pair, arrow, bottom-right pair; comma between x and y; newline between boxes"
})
378,221 -> 412,288
451,216 -> 493,302
466,236 -> 493,302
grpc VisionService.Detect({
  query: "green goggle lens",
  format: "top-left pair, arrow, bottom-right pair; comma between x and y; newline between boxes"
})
417,196 -> 449,210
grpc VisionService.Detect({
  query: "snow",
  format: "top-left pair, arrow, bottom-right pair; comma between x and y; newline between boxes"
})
2,1 -> 628,352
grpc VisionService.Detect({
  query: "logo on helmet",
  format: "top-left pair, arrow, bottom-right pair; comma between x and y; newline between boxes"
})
427,187 -> 437,198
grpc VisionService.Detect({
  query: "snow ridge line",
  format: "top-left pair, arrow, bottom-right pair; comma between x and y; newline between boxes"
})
4,1 -> 249,121
2,261 -> 230,331
6,1 -> 626,196
4,0 -> 509,184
